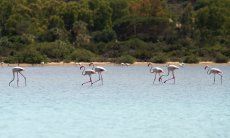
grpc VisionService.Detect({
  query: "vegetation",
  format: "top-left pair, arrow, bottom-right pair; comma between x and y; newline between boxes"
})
183,55 -> 200,63
117,55 -> 136,64
0,0 -> 229,64
214,53 -> 229,63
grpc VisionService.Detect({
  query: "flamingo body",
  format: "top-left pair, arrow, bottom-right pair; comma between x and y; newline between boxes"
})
12,67 -> 24,72
94,66 -> 106,72
83,69 -> 96,75
151,67 -> 164,73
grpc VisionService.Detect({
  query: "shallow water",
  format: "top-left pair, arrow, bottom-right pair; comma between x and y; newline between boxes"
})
0,65 -> 230,138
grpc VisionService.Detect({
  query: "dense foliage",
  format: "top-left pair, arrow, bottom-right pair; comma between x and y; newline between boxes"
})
0,0 -> 229,63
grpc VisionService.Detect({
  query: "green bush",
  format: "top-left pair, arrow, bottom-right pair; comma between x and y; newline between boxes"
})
93,29 -> 116,43
38,41 -> 74,61
117,55 -> 136,64
71,49 -> 96,62
4,56 -> 18,64
150,55 -> 168,63
214,53 -> 229,63
20,47 -> 47,64
183,55 -> 200,63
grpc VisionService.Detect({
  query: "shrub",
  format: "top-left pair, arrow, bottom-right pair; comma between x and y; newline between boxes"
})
71,49 -> 96,62
117,55 -> 136,64
93,29 -> 116,43
20,47 -> 47,64
214,53 -> 229,63
4,56 -> 18,63
150,55 -> 168,63
38,41 -> 74,61
183,55 -> 200,63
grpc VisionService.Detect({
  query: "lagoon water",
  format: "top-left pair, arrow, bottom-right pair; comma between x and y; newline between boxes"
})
0,65 -> 230,138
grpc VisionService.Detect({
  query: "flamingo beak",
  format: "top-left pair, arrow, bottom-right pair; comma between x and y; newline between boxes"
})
80,66 -> 84,70
204,66 -> 208,70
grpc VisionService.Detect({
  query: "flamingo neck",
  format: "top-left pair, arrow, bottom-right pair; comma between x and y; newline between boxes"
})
149,66 -> 153,73
206,67 -> 211,74
90,64 -> 95,69
81,66 -> 85,75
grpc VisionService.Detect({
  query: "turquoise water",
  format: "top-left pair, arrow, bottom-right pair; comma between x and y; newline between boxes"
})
0,65 -> 230,138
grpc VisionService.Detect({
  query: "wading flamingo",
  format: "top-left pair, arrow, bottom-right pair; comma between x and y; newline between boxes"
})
41,62 -> 45,66
89,63 -> 106,85
76,62 -> 82,66
148,63 -> 164,84
179,62 -> 184,67
205,65 -> 223,84
159,64 -> 179,84
121,63 -> 130,66
125,63 -> 130,66
9,67 -> 26,87
80,66 -> 96,86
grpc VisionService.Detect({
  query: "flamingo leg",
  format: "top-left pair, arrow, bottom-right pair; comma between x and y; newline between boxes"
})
9,72 -> 15,86
101,74 -> 103,85
17,72 -> 19,87
92,72 -> 102,84
19,72 -> 26,86
82,75 -> 93,86
164,71 -> 175,84
218,73 -> 223,84
213,74 -> 216,84
153,73 -> 157,84
158,73 -> 163,84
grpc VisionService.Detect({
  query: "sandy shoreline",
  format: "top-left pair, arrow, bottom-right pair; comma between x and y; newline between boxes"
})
1,61 -> 229,67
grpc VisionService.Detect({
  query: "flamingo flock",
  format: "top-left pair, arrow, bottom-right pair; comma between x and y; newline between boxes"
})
0,62 -> 225,87
80,63 -> 106,86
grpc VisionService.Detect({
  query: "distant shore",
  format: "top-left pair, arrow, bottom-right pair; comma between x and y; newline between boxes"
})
1,61 -> 230,67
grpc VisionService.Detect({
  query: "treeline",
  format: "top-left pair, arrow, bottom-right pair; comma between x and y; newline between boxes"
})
0,0 -> 229,64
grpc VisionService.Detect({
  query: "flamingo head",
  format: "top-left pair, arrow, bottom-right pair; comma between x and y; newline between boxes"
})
89,62 -> 94,66
147,63 -> 152,67
80,66 -> 85,70
204,65 -> 209,70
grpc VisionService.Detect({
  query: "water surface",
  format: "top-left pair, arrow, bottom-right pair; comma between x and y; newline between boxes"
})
0,65 -> 230,138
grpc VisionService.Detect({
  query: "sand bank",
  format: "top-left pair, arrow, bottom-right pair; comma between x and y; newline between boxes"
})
1,61 -> 229,67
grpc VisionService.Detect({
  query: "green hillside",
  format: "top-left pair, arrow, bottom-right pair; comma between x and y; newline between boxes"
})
0,0 -> 229,63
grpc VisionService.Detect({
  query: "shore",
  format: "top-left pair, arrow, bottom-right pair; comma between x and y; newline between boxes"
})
1,61 -> 230,67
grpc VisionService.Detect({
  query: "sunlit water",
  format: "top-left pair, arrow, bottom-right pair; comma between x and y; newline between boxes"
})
0,65 -> 230,138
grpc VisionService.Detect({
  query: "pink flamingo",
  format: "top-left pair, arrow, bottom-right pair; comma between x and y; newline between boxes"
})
205,65 -> 223,84
9,67 -> 26,87
148,63 -> 164,84
159,65 -> 179,84
89,63 -> 106,85
80,66 -> 96,86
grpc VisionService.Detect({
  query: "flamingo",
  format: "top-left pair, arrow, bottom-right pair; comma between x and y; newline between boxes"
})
179,62 -> 184,67
89,63 -> 106,85
205,65 -> 223,84
76,62 -> 82,66
148,63 -> 164,84
9,67 -> 26,87
125,63 -> 131,66
121,63 -> 130,66
41,62 -> 45,66
159,64 -> 179,84
80,66 -> 96,86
